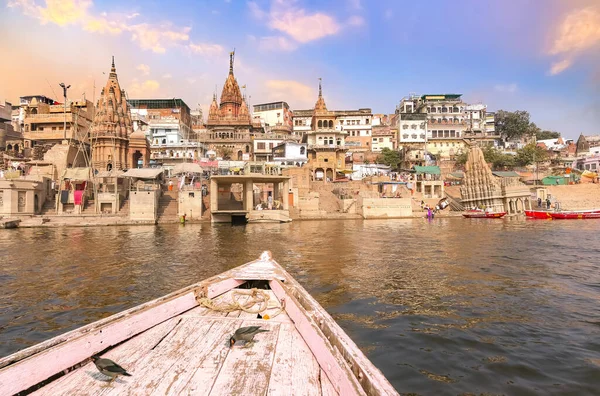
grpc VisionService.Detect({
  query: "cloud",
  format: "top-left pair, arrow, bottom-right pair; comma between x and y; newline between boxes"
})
128,79 -> 160,98
346,15 -> 364,27
549,59 -> 573,75
128,23 -> 190,53
547,6 -> 600,75
249,1 -> 341,45
162,73 -> 173,79
257,36 -> 298,52
384,9 -> 393,20
188,42 -> 224,56
8,0 -> 220,55
347,0 -> 361,10
136,64 -> 150,75
265,80 -> 314,106
494,83 -> 518,93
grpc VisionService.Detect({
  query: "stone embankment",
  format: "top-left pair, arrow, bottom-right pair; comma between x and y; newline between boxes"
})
543,184 -> 600,210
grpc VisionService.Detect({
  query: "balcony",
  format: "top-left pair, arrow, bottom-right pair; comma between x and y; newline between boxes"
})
308,144 -> 346,150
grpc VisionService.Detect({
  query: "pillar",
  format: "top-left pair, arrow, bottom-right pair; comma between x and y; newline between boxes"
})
282,180 -> 289,210
244,180 -> 253,211
210,178 -> 218,212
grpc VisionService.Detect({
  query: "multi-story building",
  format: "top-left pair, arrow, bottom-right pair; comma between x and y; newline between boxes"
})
253,101 -> 293,129
201,51 -> 263,161
337,109 -> 372,152
128,98 -> 202,166
21,97 -> 95,150
291,109 -> 312,140
1,101 -> 22,152
273,142 -> 308,166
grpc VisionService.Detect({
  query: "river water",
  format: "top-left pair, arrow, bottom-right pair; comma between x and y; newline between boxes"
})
1,219 -> 599,395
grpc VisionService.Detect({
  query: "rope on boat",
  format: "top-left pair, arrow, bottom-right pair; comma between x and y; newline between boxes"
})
197,288 -> 284,319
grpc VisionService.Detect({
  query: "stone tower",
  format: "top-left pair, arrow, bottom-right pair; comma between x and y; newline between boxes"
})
460,145 -> 505,212
91,57 -> 133,171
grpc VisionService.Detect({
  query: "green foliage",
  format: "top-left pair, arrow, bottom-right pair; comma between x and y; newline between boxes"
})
515,143 -> 547,166
455,151 -> 468,165
481,146 -> 515,169
495,110 -> 537,140
536,130 -> 561,140
376,148 -> 401,170
218,147 -> 233,160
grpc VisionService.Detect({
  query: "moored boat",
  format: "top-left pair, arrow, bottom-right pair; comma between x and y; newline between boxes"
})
462,210 -> 507,218
550,211 -> 600,220
526,209 -> 600,219
0,252 -> 398,396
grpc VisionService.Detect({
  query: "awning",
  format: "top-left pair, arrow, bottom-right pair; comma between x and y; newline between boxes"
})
122,168 -> 164,179
62,167 -> 91,181
413,166 -> 441,175
172,162 -> 203,175
492,171 -> 521,177
337,169 -> 354,174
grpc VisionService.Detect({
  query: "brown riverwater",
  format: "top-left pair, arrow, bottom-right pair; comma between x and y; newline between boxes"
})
1,218 -> 599,395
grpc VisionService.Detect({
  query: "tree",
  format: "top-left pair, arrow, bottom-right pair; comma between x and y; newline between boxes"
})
495,110 -> 536,141
515,143 -> 547,166
218,147 -> 233,160
536,130 -> 561,140
455,151 -> 468,165
376,148 -> 401,170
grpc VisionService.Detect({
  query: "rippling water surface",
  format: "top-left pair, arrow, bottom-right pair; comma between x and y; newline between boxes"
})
1,219 -> 599,395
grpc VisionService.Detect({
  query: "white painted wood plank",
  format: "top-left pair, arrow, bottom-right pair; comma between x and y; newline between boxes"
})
0,292 -> 198,396
267,323 -> 321,396
31,318 -> 180,396
321,368 -> 339,396
142,318 -> 242,395
207,320 -> 281,396
99,317 -> 217,395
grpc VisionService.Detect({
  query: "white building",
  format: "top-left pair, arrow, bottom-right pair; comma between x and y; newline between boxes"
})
253,137 -> 284,162
292,109 -> 312,140
253,101 -> 292,128
273,142 -> 308,166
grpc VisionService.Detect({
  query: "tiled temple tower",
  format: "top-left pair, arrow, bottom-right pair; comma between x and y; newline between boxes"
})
91,57 -> 133,171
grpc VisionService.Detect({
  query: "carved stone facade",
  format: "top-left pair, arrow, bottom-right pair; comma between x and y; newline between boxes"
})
202,51 -> 260,160
91,58 -> 135,171
460,145 -> 531,214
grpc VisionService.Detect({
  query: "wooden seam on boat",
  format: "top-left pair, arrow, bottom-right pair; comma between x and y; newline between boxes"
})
269,272 -> 398,396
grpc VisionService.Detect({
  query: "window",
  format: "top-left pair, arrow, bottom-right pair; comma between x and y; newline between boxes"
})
379,138 -> 383,142
257,142 -> 265,150
403,134 -> 409,139
412,134 -> 417,139
432,131 -> 438,138
328,120 -> 333,128
442,107 -> 448,113
420,123 -> 425,129
411,124 -> 417,129
300,146 -> 306,154
403,124 -> 408,129
450,130 -> 456,137
366,119 -> 370,124
373,138 -> 378,142
269,143 -> 274,150
340,120 -> 344,125
318,120 -> 323,128
430,107 -> 436,113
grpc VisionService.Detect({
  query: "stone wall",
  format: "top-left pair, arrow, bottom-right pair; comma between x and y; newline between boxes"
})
0,177 -> 49,216
178,190 -> 203,219
358,196 -> 412,218
129,189 -> 159,221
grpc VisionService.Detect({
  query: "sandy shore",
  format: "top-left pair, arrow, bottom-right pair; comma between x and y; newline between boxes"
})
542,184 -> 600,210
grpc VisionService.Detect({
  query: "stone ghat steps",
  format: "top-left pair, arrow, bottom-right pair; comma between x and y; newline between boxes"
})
157,191 -> 179,220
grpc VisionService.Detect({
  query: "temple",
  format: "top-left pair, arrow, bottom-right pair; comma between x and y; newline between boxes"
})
204,51 -> 256,160
91,57 -> 149,170
460,144 -> 531,214
302,79 -> 349,181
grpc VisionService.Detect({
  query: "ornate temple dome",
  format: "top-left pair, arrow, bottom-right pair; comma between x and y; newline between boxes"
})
219,51 -> 243,106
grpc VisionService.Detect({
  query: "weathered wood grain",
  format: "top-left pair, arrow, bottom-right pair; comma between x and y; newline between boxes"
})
31,318 -> 181,395
207,320 -> 281,396
267,323 -> 321,395
321,368 -> 339,396
0,292 -> 198,396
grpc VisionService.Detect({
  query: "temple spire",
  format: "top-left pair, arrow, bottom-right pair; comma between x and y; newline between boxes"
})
318,78 -> 322,97
229,50 -> 235,74
111,56 -> 116,73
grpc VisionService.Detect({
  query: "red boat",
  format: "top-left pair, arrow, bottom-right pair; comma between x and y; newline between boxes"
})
462,210 -> 507,218
550,211 -> 600,220
526,209 -> 600,219
524,210 -> 553,219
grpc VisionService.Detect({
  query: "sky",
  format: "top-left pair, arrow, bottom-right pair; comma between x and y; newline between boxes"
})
1,0 -> 599,138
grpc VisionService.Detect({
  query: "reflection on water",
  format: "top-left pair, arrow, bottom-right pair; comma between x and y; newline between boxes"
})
1,219 -> 599,394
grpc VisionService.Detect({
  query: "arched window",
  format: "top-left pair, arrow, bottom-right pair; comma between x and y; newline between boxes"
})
300,146 -> 306,155
162,139 -> 166,144
245,145 -> 250,153
453,107 -> 459,113
442,107 -> 448,113
328,120 -> 333,128
318,120 -> 323,128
